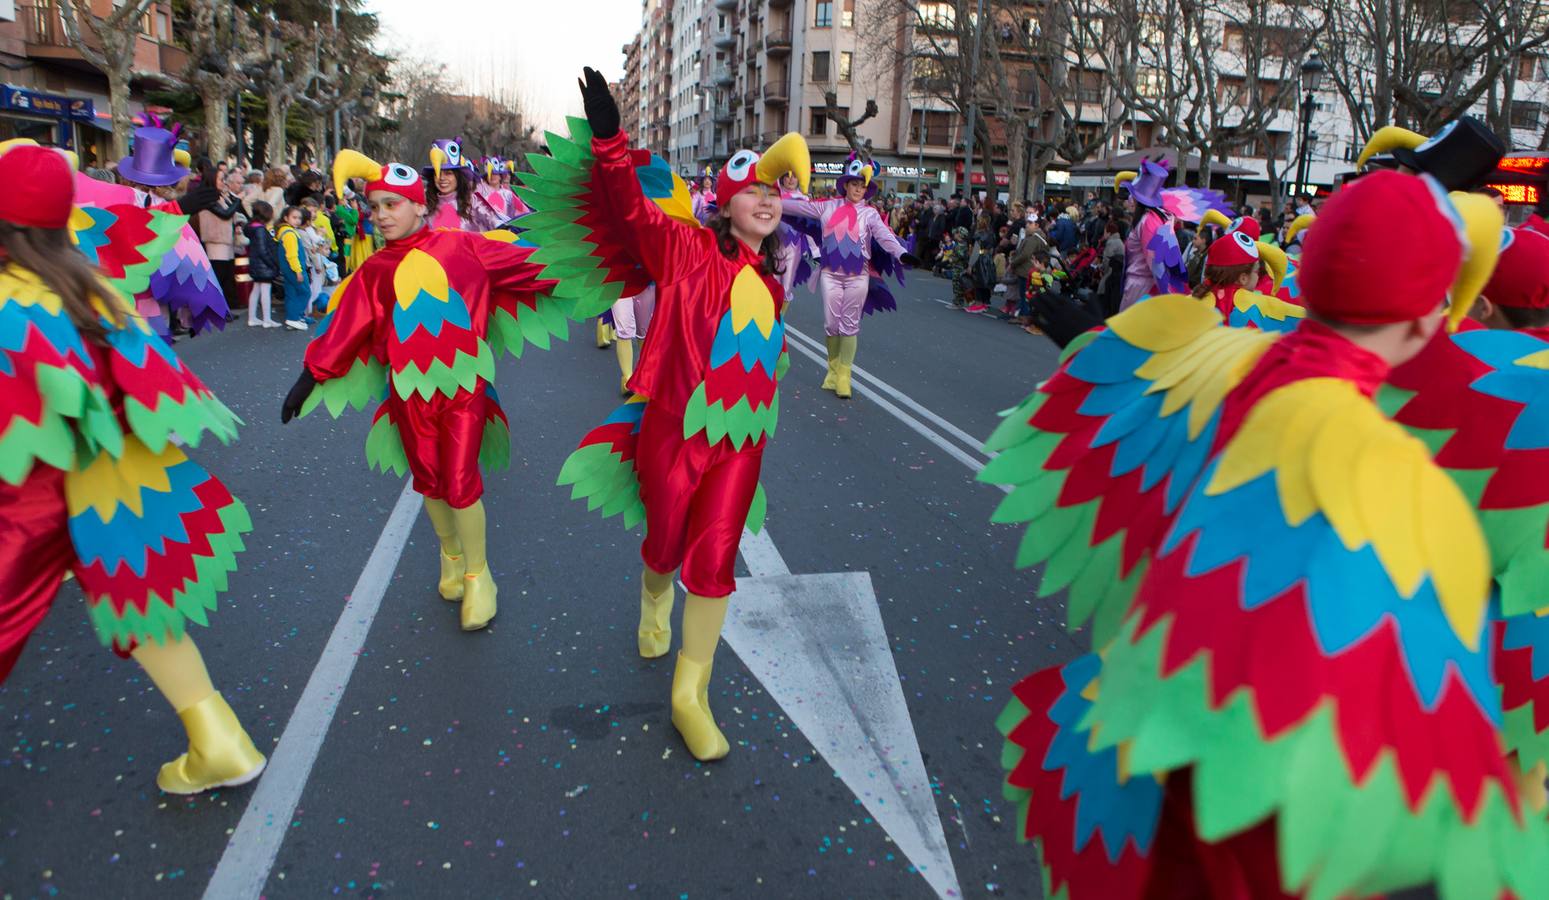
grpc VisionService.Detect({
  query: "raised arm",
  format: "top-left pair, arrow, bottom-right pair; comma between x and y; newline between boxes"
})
863,205 -> 908,258
779,193 -> 830,226
580,68 -> 709,285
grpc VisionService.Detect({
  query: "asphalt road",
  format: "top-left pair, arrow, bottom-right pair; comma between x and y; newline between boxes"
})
0,270 -> 1080,899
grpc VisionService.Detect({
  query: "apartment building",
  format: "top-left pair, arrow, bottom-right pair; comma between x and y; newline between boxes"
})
668,0 -> 706,172
0,0 -> 188,168
620,32 -> 643,140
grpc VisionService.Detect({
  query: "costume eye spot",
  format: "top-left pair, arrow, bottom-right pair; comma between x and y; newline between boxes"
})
726,150 -> 758,182
447,142 -> 461,162
846,159 -> 865,177
386,165 -> 417,186
1234,232 -> 1259,256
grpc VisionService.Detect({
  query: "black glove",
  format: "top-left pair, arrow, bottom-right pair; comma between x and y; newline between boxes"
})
578,67 -> 620,140
900,252 -> 920,268
280,368 -> 317,424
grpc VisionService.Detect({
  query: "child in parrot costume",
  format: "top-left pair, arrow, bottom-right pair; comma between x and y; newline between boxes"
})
980,169 -> 1549,898
524,68 -> 808,762
1192,218 -> 1303,333
278,150 -> 571,632
773,171 -> 818,315
779,151 -> 916,399
476,156 -> 531,225
0,144 -> 264,796
1116,157 -> 1234,311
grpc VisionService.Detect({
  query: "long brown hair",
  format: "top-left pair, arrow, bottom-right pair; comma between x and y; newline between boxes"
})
707,214 -> 783,278
0,222 -> 124,344
1192,263 -> 1255,299
426,169 -> 474,222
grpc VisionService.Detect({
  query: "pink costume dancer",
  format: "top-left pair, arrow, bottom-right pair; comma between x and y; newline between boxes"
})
475,156 -> 532,225
780,152 -> 913,399
610,283 -> 656,396
774,174 -> 817,313
423,138 -> 506,232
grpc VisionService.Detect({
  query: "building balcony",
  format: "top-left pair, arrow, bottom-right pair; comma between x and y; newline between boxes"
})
743,88 -> 761,106
764,31 -> 791,55
769,0 -> 792,7
763,80 -> 788,104
713,104 -> 735,123
713,30 -> 736,49
744,42 -> 759,62
715,0 -> 737,9
713,66 -> 735,86
759,130 -> 784,146
730,92 -> 743,108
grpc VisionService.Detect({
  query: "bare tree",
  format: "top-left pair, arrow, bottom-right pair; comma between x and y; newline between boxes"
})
183,0 -> 263,161
1321,0 -> 1549,142
245,15 -> 325,168
821,93 -> 881,158
55,0 -> 161,157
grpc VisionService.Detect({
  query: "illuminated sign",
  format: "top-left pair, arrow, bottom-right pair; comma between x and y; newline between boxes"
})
0,85 -> 95,121
1485,183 -> 1542,205
1498,156 -> 1549,174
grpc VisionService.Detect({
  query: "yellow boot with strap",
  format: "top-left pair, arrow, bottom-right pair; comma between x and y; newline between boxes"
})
615,337 -> 635,397
834,335 -> 858,399
639,566 -> 675,658
451,500 -> 497,630
131,637 -> 266,794
670,593 -> 731,761
821,335 -> 839,391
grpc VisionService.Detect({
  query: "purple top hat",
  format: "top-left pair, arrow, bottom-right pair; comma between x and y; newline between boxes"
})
420,138 -> 478,182
1123,157 -> 1172,209
836,152 -> 878,201
116,113 -> 189,187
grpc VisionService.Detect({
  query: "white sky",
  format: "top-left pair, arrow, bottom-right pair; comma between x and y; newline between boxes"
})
365,0 -> 641,133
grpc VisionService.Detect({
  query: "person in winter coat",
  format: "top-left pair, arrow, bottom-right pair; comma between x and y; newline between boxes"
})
243,200 -> 280,327
1049,207 -> 1079,254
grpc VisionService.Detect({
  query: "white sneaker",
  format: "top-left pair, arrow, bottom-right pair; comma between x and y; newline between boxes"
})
247,319 -> 260,327
284,319 -> 309,331
262,320 -> 281,329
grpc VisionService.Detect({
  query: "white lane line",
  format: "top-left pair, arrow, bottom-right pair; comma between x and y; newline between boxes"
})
782,335 -> 1004,488
202,479 -> 422,900
784,325 -> 990,457
739,526 -> 792,577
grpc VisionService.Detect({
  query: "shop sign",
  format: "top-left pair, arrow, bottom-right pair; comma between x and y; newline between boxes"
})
1,85 -> 95,121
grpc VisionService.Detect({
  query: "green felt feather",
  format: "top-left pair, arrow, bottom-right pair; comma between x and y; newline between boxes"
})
389,340 -> 496,402
300,357 -> 388,418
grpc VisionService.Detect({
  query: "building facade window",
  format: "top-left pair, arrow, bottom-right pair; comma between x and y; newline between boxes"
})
839,51 -> 852,82
809,110 -> 828,135
812,50 -> 831,82
841,0 -> 854,27
815,0 -> 833,27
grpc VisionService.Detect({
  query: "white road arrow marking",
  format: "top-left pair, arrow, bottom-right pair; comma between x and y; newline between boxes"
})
730,527 -> 963,900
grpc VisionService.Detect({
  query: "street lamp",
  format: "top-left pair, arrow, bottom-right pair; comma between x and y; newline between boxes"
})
1293,51 -> 1325,200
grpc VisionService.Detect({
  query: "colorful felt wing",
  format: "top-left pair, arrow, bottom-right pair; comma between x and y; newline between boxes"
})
997,654 -> 1162,900
0,268 -> 119,484
1157,186 -> 1234,224
65,435 -> 250,653
300,271 -> 389,419
1496,612 -> 1549,772
99,307 -> 241,452
1137,213 -> 1186,295
556,394 -> 649,529
1276,253 -> 1302,303
148,222 -> 229,334
477,229 -> 582,361
1225,289 -> 1307,333
1081,375 -> 1549,900
361,384 -> 510,478
683,266 -> 789,450
69,204 -> 183,300
1381,328 -> 1549,619
978,295 -> 1276,647
515,117 -> 697,321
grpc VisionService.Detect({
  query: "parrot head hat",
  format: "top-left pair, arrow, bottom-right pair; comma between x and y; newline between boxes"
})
835,151 -> 877,200
1202,219 -> 1290,294
334,149 -> 426,205
420,137 -> 477,183
1113,157 -> 1171,209
1356,116 -> 1505,193
715,131 -> 812,209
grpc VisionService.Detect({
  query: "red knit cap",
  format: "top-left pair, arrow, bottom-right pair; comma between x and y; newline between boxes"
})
363,162 -> 426,205
0,145 -> 73,229
1298,170 -> 1461,325
1207,230 -> 1260,267
1484,226 -> 1549,309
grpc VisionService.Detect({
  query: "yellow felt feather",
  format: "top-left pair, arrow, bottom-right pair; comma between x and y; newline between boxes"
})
1208,378 -> 1489,647
1109,294 -> 1224,352
324,270 -> 357,315
66,438 -> 177,520
729,265 -> 775,339
392,249 -> 449,309
1515,348 -> 1549,370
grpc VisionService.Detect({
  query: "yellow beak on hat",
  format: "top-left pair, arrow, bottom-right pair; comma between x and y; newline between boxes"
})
1286,214 -> 1316,246
429,144 -> 448,181
1356,126 -> 1427,171
1256,241 -> 1288,295
1113,171 -> 1138,191
754,132 -> 812,195
333,148 -> 384,200
1445,190 -> 1506,332
1201,209 -> 1232,230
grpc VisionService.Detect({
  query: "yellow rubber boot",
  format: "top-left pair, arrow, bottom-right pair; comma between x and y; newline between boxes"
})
639,566 -> 675,658
425,499 -> 464,601
156,693 -> 267,794
821,336 -> 839,391
835,335 -> 857,399
596,319 -> 613,348
615,338 -> 635,397
671,593 -> 730,761
451,501 -> 496,630
131,637 -> 264,794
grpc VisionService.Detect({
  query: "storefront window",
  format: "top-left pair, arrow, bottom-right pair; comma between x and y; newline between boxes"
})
0,115 -> 57,145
